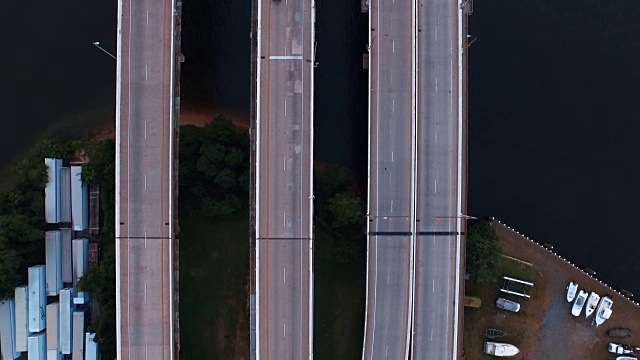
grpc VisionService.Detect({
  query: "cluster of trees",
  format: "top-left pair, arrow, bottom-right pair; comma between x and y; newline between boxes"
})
0,138 -> 78,300
179,118 -> 250,217
76,139 -> 116,360
315,166 -> 366,264
466,221 -> 502,284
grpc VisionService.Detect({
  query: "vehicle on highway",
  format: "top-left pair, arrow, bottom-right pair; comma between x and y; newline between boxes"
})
571,290 -> 588,316
608,327 -> 632,338
566,281 -> 578,302
595,296 -> 614,326
484,342 -> 520,357
585,292 -> 600,318
495,298 -> 520,313
609,343 -> 634,355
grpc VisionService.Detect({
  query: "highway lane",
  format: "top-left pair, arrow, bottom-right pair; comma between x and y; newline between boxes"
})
412,0 -> 462,358
362,0 -> 415,358
115,0 -> 175,359
255,0 -> 313,358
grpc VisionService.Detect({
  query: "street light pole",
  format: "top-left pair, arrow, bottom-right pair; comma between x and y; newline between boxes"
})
435,214 -> 478,222
92,41 -> 116,60
466,35 -> 478,47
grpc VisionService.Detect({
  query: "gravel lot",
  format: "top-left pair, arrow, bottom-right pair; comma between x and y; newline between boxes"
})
490,221 -> 640,359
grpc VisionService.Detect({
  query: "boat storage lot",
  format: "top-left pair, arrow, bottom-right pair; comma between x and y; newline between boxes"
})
468,222 -> 640,359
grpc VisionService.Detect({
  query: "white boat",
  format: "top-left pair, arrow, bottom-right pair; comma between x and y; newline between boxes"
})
566,282 -> 578,302
484,342 -> 520,357
616,357 -> 637,360
585,292 -> 600,318
571,290 -> 588,316
595,296 -> 613,326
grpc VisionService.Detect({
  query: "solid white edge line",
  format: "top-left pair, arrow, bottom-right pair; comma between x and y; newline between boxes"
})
255,0 -> 262,357
408,0 -> 418,355
453,1 -> 463,359
309,0 -> 316,358
169,0 -> 176,357
361,0 -> 372,357
115,0 -> 123,357
126,0 -> 132,356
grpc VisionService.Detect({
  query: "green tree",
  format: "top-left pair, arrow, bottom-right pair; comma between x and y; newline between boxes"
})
326,192 -> 364,229
0,238 -> 20,300
316,166 -> 349,199
466,222 -> 502,284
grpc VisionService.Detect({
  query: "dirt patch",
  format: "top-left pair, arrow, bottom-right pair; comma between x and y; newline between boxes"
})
463,220 -> 640,359
181,108 -> 249,130
464,255 -> 546,359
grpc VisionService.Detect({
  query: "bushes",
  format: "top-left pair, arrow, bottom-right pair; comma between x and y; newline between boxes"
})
466,221 -> 503,284
0,138 -> 81,300
179,118 -> 250,217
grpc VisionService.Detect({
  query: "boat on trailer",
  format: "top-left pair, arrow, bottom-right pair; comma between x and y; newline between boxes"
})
484,342 -> 520,357
566,282 -> 578,302
585,292 -> 600,318
595,296 -> 613,326
572,290 -> 588,316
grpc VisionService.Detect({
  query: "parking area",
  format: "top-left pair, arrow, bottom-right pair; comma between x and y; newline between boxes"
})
463,221 -> 640,359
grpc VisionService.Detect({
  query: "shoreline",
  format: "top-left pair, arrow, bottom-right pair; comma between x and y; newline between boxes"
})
464,218 -> 640,360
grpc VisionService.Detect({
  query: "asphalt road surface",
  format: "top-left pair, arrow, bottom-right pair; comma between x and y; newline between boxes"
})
362,0 -> 415,358
255,0 -> 314,358
116,0 -> 175,359
412,0 -> 462,358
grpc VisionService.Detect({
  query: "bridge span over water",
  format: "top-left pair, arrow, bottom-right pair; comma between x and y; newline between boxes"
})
115,0 -> 182,358
363,0 -> 470,359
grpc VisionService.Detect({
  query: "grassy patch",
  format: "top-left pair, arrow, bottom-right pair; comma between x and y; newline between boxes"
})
313,219 -> 366,359
178,211 -> 250,360
463,256 -> 544,359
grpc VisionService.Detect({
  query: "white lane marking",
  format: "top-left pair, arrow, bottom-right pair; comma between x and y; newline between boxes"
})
283,267 -> 286,283
145,65 -> 148,80
146,11 -> 149,25
144,231 -> 147,248
392,40 -> 395,53
145,343 -> 148,360
431,328 -> 434,341
284,100 -> 287,116
144,121 -> 147,138
144,174 -> 147,191
268,55 -> 303,60
385,346 -> 389,357
283,322 -> 286,338
434,179 -> 437,193
283,211 -> 286,228
391,151 -> 394,162
283,157 -> 287,171
432,279 -> 435,293
144,284 -> 147,303
392,98 -> 395,112
391,200 -> 394,213
435,129 -> 438,143
435,78 -> 438,92
435,27 -> 438,40
285,45 -> 287,55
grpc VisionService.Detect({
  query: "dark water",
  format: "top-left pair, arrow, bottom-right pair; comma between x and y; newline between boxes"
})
181,0 -> 368,186
181,0 -> 252,118
0,0 -> 117,174
4,0 -> 638,296
468,0 -> 640,296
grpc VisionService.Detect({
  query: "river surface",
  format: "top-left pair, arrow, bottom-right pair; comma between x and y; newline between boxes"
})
2,0 -> 639,295
0,0 -> 117,178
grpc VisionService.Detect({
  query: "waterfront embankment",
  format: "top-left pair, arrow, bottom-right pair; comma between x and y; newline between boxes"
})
464,219 -> 640,359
